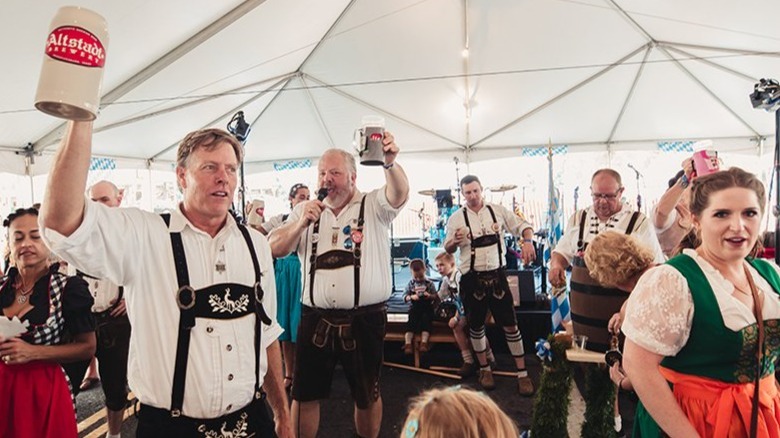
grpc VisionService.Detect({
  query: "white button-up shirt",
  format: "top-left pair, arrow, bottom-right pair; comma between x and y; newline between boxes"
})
445,202 -> 532,274
553,205 -> 665,264
286,188 -> 404,309
68,264 -> 121,313
42,200 -> 282,418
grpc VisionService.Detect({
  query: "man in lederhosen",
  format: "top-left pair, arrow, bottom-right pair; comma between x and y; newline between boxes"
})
547,168 -> 664,437
269,136 -> 409,438
74,180 -> 132,438
444,174 -> 537,396
40,122 -> 292,437
548,168 -> 665,326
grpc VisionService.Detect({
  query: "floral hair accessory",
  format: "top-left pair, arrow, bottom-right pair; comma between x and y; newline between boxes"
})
403,418 -> 419,438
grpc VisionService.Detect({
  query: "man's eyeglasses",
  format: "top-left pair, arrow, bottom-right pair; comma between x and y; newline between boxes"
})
591,190 -> 622,200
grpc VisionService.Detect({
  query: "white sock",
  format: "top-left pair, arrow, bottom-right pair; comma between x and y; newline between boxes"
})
106,432 -> 121,438
614,415 -> 622,432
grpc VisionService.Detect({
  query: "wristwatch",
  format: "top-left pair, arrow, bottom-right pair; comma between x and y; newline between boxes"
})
679,174 -> 690,189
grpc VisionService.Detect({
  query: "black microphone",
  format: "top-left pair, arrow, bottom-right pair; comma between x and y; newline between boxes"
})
317,187 -> 329,201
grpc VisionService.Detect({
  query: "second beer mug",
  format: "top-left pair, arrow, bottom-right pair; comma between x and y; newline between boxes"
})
354,116 -> 385,166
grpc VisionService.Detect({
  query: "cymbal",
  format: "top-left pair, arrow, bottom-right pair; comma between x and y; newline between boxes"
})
487,184 -> 517,192
418,189 -> 435,196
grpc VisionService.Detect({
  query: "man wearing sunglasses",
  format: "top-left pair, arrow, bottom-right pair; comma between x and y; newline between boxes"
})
269,133 -> 409,438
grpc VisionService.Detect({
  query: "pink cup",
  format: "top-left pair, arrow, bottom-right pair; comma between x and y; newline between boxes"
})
692,150 -> 719,178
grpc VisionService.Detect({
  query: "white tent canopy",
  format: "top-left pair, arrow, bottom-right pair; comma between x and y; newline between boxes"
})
2,0 -> 780,176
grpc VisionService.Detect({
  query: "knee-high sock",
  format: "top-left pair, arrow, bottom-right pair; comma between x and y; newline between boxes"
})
505,328 -> 524,358
469,326 -> 488,365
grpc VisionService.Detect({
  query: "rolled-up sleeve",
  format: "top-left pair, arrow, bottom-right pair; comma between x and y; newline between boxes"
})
41,197 -> 152,287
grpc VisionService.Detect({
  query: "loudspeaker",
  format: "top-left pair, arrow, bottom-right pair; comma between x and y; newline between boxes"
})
506,267 -> 542,305
391,238 -> 428,262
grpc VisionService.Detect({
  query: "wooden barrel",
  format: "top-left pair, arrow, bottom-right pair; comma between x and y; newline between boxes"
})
569,255 -> 628,353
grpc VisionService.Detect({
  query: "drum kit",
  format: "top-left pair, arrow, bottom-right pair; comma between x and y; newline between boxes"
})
416,184 -> 518,247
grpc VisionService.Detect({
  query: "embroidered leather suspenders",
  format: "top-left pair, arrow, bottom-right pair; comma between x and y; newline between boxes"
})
575,210 -> 641,253
308,196 -> 367,309
463,205 -> 503,272
161,214 -> 271,417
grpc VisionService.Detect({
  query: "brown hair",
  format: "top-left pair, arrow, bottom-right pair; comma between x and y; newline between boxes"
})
409,258 -> 426,272
591,168 -> 623,188
176,128 -> 243,169
401,386 -> 518,438
459,174 -> 481,188
676,167 -> 765,256
584,232 -> 655,288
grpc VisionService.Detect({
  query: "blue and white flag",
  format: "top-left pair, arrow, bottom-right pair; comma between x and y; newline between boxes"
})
550,287 -> 571,333
545,142 -> 570,333
545,142 -> 564,253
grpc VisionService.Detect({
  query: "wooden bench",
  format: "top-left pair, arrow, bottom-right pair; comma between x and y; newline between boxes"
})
385,315 -> 460,378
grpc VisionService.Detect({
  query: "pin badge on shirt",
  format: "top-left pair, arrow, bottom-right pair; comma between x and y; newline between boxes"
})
351,230 -> 363,244
311,233 -> 320,243
491,223 -> 500,232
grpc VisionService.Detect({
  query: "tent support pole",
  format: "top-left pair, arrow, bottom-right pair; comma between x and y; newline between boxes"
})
774,109 -> 780,265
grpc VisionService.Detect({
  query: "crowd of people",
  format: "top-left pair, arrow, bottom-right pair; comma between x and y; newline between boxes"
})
1,116 -> 779,438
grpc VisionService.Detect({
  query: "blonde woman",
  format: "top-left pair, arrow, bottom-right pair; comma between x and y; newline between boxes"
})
400,386 -> 518,438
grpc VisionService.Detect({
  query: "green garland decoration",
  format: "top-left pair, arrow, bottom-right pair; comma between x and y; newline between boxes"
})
580,365 -> 617,438
530,334 -> 572,437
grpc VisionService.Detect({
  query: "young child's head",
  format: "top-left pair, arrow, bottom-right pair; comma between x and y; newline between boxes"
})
401,386 -> 518,438
409,258 -> 426,280
434,252 -> 455,277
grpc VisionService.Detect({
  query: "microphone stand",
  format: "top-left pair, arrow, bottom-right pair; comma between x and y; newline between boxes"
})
227,111 -> 251,223
454,156 -> 461,205
628,164 -> 642,212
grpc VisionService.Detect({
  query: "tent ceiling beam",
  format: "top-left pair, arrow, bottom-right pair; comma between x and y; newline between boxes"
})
470,134 -> 766,155
301,73 -> 466,149
242,146 -> 467,168
32,0 -> 270,153
607,0 -> 656,44
300,74 -> 336,149
149,75 -> 293,161
656,41 -> 780,57
471,43 -> 651,148
657,45 -> 761,138
607,45 -> 652,145
298,0 -> 356,72
660,44 -> 757,83
94,72 -> 297,137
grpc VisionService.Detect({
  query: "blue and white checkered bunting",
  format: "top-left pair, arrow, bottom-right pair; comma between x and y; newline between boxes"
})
89,157 -> 116,171
658,141 -> 694,153
87,157 -> 117,188
273,159 -> 311,172
521,145 -> 568,157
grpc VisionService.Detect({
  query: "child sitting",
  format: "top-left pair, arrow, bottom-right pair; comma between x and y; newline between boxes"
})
435,252 -> 495,377
403,259 -> 437,354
